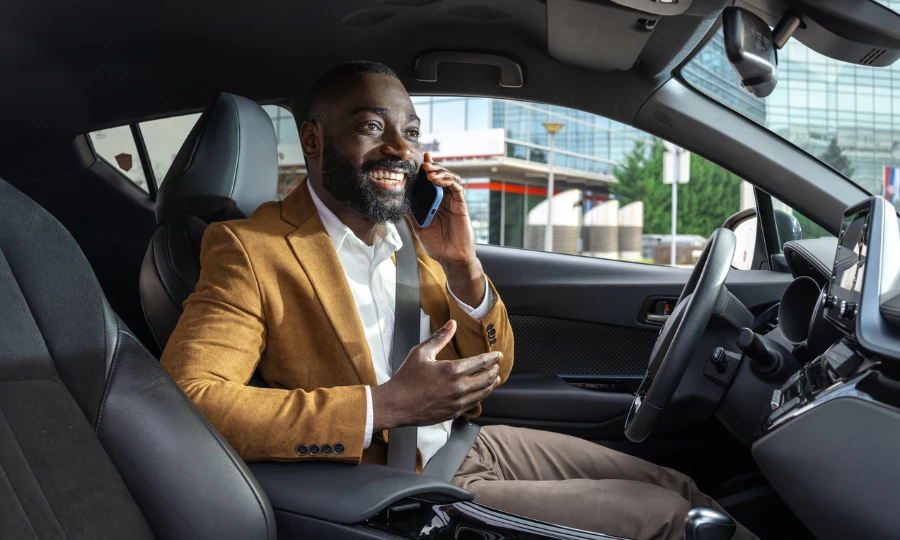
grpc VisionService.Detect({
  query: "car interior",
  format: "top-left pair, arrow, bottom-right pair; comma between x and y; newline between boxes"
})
1,0 -> 899,539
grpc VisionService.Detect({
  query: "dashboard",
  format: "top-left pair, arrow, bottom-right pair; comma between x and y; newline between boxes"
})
750,196 -> 900,540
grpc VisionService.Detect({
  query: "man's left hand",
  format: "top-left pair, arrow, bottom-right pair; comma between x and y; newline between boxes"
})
413,152 -> 486,306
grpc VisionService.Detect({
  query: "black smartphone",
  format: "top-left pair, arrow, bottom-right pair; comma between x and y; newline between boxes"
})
409,167 -> 443,228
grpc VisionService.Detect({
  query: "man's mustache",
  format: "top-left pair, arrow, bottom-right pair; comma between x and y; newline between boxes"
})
360,158 -> 417,177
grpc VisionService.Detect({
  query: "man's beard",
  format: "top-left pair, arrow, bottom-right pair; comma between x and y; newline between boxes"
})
320,134 -> 416,224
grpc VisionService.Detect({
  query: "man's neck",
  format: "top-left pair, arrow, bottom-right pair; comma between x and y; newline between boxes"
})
309,177 -> 380,246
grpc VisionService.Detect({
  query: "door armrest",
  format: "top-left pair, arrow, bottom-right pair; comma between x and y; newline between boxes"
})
248,461 -> 472,524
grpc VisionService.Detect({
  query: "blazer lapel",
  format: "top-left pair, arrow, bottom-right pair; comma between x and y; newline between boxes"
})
282,181 -> 378,386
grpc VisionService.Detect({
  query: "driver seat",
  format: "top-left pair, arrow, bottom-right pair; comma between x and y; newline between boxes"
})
140,92 -> 278,351
0,176 -> 275,539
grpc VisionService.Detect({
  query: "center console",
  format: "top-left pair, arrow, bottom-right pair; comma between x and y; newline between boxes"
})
752,197 -> 900,540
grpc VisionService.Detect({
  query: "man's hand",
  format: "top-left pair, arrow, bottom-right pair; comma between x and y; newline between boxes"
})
413,152 -> 486,306
371,320 -> 502,431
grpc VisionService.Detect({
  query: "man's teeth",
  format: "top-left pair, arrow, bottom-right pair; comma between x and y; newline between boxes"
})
370,170 -> 405,183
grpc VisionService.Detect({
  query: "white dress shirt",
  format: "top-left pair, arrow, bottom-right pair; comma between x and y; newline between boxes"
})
308,183 -> 494,465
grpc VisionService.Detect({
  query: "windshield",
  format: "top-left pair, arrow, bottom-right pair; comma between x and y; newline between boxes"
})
682,7 -> 900,198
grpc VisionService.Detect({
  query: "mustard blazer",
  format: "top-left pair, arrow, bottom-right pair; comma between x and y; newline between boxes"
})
161,179 -> 514,465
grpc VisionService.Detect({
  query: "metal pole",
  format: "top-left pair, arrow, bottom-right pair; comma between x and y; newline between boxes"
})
545,134 -> 556,252
671,180 -> 677,267
500,180 -> 506,247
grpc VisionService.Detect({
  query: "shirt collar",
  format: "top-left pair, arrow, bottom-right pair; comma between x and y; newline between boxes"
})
307,181 -> 402,256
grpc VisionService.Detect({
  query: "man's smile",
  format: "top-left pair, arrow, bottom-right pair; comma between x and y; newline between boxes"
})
368,168 -> 409,192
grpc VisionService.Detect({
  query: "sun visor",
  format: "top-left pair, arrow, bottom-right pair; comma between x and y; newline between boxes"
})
547,0 -> 693,72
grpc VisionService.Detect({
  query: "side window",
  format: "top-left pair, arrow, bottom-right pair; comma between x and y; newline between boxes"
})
412,96 -> 748,267
88,105 -> 300,199
731,196 -> 835,270
263,105 -> 303,200
138,114 -> 202,180
89,126 -> 150,192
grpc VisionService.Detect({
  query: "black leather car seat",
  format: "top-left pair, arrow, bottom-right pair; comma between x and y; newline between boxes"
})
140,92 -> 278,351
0,177 -> 275,540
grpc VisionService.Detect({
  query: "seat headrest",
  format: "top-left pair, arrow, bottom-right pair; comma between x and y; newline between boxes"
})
155,93 -> 278,224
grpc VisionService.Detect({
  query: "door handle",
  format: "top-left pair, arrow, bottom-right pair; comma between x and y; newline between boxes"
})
646,314 -> 670,324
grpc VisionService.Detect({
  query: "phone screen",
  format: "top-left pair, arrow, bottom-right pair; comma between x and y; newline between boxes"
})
409,168 -> 443,227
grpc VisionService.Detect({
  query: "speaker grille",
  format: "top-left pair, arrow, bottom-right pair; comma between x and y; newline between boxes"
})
860,48 -> 886,65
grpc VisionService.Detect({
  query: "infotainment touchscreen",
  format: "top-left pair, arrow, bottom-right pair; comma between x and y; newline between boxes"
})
826,202 -> 872,332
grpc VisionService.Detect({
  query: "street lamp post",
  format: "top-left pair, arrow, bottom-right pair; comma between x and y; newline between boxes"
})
542,122 -> 564,252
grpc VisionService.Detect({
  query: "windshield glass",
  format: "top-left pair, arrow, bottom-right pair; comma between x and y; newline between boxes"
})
682,6 -> 900,198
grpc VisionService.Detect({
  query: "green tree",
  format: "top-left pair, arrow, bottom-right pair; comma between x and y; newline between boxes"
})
611,140 -> 742,236
787,138 -> 851,240
818,138 -> 855,178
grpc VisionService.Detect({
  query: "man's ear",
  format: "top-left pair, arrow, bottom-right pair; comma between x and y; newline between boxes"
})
300,120 -> 321,160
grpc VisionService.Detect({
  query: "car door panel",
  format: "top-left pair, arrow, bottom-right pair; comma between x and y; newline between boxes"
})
477,244 -> 794,435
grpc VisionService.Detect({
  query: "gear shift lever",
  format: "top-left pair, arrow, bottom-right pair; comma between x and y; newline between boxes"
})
683,508 -> 736,540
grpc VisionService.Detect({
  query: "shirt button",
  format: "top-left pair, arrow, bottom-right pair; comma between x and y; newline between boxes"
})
308,444 -> 321,456
322,444 -> 333,455
296,444 -> 308,456
333,443 -> 345,455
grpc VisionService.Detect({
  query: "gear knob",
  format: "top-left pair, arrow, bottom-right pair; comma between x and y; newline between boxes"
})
683,508 -> 736,540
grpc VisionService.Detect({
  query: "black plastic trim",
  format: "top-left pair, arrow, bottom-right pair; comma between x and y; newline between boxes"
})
248,462 -> 472,525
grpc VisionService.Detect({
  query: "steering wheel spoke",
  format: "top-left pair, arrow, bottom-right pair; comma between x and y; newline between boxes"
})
624,229 -> 737,443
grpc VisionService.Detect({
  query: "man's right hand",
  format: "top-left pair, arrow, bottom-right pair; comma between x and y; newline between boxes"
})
371,319 -> 502,431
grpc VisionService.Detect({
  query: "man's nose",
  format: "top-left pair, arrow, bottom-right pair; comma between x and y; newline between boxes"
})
381,128 -> 415,161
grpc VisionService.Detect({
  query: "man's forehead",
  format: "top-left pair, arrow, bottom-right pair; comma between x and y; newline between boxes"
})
331,74 -> 416,119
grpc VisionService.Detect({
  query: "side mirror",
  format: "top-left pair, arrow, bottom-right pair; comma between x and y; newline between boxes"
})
723,7 -> 778,98
724,208 -> 801,270
774,209 -> 802,244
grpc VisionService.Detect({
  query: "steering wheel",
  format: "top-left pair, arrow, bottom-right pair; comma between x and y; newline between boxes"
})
624,229 -> 736,443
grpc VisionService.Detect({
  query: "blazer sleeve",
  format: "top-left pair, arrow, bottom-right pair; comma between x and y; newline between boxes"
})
446,275 -> 515,418
160,222 -> 368,463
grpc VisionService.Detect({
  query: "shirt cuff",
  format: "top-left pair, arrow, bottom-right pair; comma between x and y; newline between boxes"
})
363,385 -> 374,449
447,275 -> 494,320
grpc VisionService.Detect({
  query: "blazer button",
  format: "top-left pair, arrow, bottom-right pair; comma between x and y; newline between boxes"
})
322,444 -> 333,455
333,443 -> 345,455
296,444 -> 309,456
308,444 -> 320,456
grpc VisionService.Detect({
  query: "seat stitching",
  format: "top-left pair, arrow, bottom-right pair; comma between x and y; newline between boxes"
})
94,316 -> 120,436
163,223 -> 192,301
0,458 -> 40,538
223,93 -> 242,208
153,227 -> 186,312
0,393 -> 68,538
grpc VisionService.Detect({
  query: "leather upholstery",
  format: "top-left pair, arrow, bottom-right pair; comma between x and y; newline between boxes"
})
0,177 -> 275,540
155,93 -> 278,225
141,93 -> 278,350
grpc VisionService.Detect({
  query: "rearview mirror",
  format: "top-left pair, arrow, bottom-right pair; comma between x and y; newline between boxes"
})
723,7 -> 778,98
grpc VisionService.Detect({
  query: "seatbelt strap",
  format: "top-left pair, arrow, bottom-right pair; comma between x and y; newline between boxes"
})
422,420 -> 481,481
386,221 -> 420,471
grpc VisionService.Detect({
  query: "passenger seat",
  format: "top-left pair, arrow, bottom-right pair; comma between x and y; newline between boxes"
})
0,177 -> 275,539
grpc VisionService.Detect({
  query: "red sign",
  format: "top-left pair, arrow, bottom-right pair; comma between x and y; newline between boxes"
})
115,153 -> 133,172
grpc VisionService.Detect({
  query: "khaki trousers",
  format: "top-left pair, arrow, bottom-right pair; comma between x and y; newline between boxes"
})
451,425 -> 758,540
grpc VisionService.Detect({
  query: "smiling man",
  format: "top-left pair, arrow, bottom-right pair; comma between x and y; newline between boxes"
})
161,61 -> 755,540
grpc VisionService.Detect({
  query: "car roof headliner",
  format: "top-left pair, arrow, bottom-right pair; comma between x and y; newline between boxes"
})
0,0 -> 726,153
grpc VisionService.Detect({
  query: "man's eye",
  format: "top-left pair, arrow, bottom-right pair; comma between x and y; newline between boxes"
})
406,129 -> 420,138
362,122 -> 382,131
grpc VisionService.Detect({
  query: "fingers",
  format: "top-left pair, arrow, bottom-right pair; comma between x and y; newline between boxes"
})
454,352 -> 503,376
415,319 -> 457,359
453,376 -> 500,414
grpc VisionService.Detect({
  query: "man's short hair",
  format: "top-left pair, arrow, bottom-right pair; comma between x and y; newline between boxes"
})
307,61 -> 400,123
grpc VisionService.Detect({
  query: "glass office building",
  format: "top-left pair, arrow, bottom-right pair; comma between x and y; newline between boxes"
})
684,28 -> 900,197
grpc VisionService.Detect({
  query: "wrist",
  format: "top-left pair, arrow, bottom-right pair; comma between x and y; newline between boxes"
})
442,258 -> 482,285
371,383 -> 399,432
